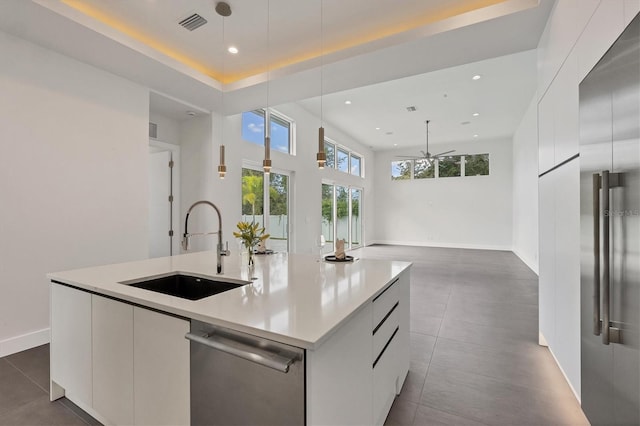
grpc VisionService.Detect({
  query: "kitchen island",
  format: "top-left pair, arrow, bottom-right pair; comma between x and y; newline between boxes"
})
48,251 -> 411,425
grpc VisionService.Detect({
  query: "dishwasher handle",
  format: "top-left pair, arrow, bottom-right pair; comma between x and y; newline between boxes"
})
185,331 -> 297,373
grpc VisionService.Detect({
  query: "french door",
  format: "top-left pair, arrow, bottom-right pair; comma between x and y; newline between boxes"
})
321,183 -> 362,253
241,167 -> 290,252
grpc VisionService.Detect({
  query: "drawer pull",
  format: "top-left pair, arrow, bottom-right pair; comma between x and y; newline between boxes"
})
373,326 -> 399,369
373,302 -> 399,335
373,279 -> 399,303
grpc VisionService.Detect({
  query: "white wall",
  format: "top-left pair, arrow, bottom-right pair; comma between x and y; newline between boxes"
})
179,102 -> 375,256
536,0 -> 640,400
0,31 -> 149,356
149,112 -> 180,145
512,96 -> 539,273
373,138 -> 513,250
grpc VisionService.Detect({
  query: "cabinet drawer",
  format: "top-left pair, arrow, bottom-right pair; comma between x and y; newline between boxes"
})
373,306 -> 399,360
373,328 -> 399,426
372,279 -> 399,328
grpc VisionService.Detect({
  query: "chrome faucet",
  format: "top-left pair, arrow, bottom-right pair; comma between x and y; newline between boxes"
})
182,201 -> 230,274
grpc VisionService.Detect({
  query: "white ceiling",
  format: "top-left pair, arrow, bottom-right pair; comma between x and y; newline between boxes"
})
297,49 -> 537,150
0,0 -> 553,145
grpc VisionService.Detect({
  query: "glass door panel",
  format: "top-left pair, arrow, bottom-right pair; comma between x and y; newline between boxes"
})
335,186 -> 349,245
321,184 -> 334,254
269,172 -> 289,252
350,188 -> 362,247
241,168 -> 264,227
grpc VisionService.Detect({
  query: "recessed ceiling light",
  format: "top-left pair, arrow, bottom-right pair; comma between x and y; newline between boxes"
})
394,143 -> 398,146
473,134 -> 479,138
375,127 -> 381,130
473,112 -> 480,117
472,75 -> 481,80
228,46 -> 238,54
345,100 -> 352,105
186,110 -> 197,116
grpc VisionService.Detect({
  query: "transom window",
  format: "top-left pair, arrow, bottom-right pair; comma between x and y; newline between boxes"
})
323,139 -> 363,177
241,109 -> 295,154
391,154 -> 489,180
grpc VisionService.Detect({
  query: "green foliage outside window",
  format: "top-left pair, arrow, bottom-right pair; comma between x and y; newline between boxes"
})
414,159 -> 435,179
438,156 -> 461,177
465,154 -> 490,176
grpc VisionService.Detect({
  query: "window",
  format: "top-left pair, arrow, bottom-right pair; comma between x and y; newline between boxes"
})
391,161 -> 411,180
391,154 -> 490,180
324,141 -> 335,169
323,139 -> 363,177
241,167 -> 290,252
336,149 -> 349,173
351,155 -> 361,176
438,155 -> 461,178
465,154 -> 490,176
241,109 -> 294,154
321,183 -> 363,252
414,159 -> 434,179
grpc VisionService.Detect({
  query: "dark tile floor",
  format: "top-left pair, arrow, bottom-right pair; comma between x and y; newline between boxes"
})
0,245 -> 588,425
351,245 -> 589,426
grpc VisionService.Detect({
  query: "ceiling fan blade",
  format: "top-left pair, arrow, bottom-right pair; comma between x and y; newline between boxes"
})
434,149 -> 455,157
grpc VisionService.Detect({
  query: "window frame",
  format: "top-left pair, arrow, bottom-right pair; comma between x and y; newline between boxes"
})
241,108 -> 296,155
323,137 -> 364,177
321,180 -> 364,251
390,153 -> 490,181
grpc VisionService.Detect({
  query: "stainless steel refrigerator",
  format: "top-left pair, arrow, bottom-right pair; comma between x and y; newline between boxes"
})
579,12 -> 639,426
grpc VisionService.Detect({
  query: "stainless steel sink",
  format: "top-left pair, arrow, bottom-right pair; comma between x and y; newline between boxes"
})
120,273 -> 249,300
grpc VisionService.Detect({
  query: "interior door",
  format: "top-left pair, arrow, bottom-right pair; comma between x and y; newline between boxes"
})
579,12 -> 639,425
149,150 -> 171,258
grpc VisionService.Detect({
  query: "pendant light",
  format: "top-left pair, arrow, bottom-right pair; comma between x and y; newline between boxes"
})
316,0 -> 326,169
216,2 -> 231,179
263,0 -> 272,175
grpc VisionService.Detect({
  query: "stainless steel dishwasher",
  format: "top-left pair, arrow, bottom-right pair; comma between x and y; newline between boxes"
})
186,320 -> 305,425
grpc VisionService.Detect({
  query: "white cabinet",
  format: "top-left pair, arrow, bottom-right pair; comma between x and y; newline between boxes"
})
372,273 -> 409,426
306,269 -> 410,426
306,303 -> 373,426
50,283 -> 92,408
133,307 -> 190,426
50,286 -> 189,426
92,295 -> 134,426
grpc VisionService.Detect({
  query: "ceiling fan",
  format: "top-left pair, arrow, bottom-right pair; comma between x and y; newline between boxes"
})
396,120 -> 455,164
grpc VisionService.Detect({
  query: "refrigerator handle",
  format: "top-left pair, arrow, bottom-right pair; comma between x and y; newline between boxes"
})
601,170 -> 622,345
592,173 -> 601,336
602,170 -> 611,345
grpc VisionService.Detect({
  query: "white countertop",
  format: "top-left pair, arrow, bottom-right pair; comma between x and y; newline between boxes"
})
48,251 -> 411,349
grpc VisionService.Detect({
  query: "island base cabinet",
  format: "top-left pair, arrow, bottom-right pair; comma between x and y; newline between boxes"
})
50,284 -> 92,407
50,284 -> 190,426
92,295 -> 134,426
134,307 -> 189,426
373,336 -> 400,426
306,303 -> 374,426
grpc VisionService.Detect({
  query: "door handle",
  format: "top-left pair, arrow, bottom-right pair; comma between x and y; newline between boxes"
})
592,173 -> 601,336
185,331 -> 298,373
600,170 -> 622,345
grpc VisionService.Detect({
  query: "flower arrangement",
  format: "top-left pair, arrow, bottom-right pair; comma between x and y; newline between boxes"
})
233,221 -> 270,265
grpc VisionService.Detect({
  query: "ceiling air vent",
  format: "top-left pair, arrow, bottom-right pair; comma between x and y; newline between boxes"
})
179,13 -> 208,31
406,106 -> 417,112
149,122 -> 158,139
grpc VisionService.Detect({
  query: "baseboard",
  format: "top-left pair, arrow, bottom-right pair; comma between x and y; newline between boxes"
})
369,240 -> 512,251
512,248 -> 539,275
0,328 -> 50,358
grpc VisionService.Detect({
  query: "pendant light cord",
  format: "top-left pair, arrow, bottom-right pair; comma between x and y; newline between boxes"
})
320,0 -> 323,128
